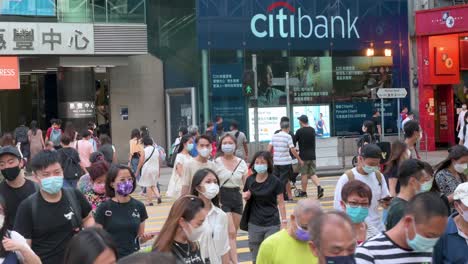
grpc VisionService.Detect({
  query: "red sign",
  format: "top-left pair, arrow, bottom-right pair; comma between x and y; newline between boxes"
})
416,5 -> 468,36
0,57 -> 19,90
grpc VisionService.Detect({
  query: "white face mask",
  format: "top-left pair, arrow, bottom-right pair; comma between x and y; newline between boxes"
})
454,163 -> 467,174
198,148 -> 211,158
183,222 -> 206,242
202,183 -> 219,200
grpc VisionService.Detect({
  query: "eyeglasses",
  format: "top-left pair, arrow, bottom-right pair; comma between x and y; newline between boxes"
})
346,202 -> 370,208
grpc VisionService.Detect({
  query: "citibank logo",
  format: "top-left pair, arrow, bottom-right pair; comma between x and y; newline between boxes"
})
250,1 -> 360,39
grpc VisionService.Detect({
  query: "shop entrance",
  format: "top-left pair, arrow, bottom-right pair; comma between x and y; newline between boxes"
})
434,85 -> 455,148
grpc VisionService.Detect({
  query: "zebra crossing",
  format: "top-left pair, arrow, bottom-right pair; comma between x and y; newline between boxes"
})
137,176 -> 341,264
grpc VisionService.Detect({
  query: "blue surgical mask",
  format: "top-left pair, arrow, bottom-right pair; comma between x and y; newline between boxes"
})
186,143 -> 194,151
405,220 -> 440,252
363,165 -> 379,174
324,255 -> 356,264
221,144 -> 235,154
345,205 -> 369,224
41,176 -> 63,194
254,164 -> 268,174
295,222 -> 310,242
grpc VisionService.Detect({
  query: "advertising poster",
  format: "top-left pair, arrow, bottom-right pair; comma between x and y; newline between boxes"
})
256,58 -> 289,107
249,107 -> 287,142
0,0 -> 55,16
292,105 -> 331,138
334,101 -> 397,136
211,64 -> 247,132
289,57 -> 333,104
332,57 -> 393,99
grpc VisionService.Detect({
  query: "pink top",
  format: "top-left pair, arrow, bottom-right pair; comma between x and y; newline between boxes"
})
76,139 -> 93,167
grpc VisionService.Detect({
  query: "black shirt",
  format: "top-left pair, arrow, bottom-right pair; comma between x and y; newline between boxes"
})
371,116 -> 381,132
99,144 -> 114,164
385,197 -> 408,230
57,147 -> 81,179
14,188 -> 92,264
384,165 -> 400,194
244,174 -> 283,226
294,127 -> 316,161
95,198 -> 148,258
0,179 -> 37,230
172,242 -> 205,264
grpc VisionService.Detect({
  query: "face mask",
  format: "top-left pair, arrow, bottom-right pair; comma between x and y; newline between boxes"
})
0,215 -> 4,229
254,164 -> 268,174
463,106 -> 467,110
405,220 -> 440,252
187,143 -> 194,152
183,222 -> 205,242
116,180 -> 133,196
93,183 -> 106,194
202,183 -> 219,200
345,205 -> 369,223
221,144 -> 235,154
418,179 -> 433,194
41,176 -> 64,194
198,148 -> 211,158
363,165 -> 378,174
454,163 -> 467,174
1,166 -> 21,181
294,221 -> 310,242
324,255 -> 356,264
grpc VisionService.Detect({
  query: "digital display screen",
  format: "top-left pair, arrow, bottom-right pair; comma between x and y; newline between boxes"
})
0,0 -> 56,16
292,105 -> 331,138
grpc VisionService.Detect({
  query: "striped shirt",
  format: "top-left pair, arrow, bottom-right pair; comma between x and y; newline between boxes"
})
270,131 -> 294,166
355,233 -> 432,264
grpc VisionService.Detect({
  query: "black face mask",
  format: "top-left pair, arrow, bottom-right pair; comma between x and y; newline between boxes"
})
1,166 -> 21,181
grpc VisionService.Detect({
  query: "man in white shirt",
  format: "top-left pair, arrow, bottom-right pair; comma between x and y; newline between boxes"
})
268,121 -> 303,201
333,144 -> 391,231
401,111 -> 414,131
458,104 -> 468,139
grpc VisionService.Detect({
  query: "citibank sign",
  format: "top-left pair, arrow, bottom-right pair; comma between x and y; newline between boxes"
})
250,2 -> 360,39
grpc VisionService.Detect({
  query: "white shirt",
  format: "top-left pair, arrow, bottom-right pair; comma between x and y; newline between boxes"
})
459,110 -> 467,138
198,205 -> 230,264
269,131 -> 294,166
333,168 -> 390,231
0,231 -> 29,262
214,157 -> 248,188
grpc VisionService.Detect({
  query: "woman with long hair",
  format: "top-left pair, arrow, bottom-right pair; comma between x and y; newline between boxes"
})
243,151 -> 287,263
191,169 -> 230,264
137,136 -> 162,206
357,120 -> 378,150
28,120 -> 45,161
63,227 -> 117,264
95,165 -> 153,258
383,141 -> 409,197
128,129 -> 143,174
64,121 -> 78,148
214,134 -> 248,263
435,145 -> 468,203
0,195 -> 41,263
167,135 -> 193,199
153,196 -> 207,264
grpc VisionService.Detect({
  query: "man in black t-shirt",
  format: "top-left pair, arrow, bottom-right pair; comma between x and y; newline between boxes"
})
14,150 -> 94,264
0,146 -> 38,230
295,115 -> 324,199
371,109 -> 382,136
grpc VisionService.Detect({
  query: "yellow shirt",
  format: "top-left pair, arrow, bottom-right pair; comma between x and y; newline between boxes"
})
257,229 -> 318,264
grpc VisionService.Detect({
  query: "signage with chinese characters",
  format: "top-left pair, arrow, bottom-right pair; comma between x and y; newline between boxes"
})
0,56 -> 19,90
249,107 -> 287,142
59,101 -> 95,119
0,23 -> 94,55
377,88 -> 407,99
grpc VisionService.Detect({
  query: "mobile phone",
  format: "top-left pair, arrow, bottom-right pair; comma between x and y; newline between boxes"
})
379,196 -> 393,202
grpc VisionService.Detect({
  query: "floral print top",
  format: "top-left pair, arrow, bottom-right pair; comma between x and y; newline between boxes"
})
435,168 -> 466,196
77,174 -> 109,214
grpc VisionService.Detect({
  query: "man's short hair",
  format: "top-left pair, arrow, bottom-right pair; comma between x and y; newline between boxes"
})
280,121 -> 290,129
398,159 -> 426,186
31,150 -> 60,172
341,180 -> 373,203
188,125 -> 199,136
206,122 -> 213,128
404,192 -> 448,224
404,120 -> 420,139
196,135 -> 212,144
309,211 -> 353,249
293,199 -> 323,218
360,144 -> 382,159
280,116 -> 290,123
230,121 -> 239,130
60,134 -> 72,145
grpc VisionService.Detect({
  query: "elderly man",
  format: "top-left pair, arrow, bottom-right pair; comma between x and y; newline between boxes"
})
308,211 -> 357,264
256,199 -> 322,264
188,125 -> 200,157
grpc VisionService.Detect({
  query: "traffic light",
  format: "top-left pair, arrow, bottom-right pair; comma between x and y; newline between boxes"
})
243,70 -> 255,97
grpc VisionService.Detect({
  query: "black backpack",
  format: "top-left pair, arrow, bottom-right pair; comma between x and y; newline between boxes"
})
60,149 -> 82,180
15,126 -> 29,144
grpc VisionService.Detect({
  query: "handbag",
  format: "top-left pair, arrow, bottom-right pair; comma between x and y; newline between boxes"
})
239,199 -> 252,231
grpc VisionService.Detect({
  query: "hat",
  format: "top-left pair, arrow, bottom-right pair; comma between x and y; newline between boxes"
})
297,115 -> 309,123
0,146 -> 21,159
454,182 -> 468,206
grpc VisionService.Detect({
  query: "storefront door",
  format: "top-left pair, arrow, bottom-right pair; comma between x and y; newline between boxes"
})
435,85 -> 455,148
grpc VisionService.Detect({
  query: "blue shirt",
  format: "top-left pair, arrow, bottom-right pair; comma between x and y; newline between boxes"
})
433,213 -> 468,264
189,137 -> 198,157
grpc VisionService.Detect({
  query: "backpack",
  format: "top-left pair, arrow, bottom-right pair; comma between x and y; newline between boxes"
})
15,127 -> 28,144
345,169 -> 382,188
166,144 -> 179,168
61,149 -> 82,180
50,128 -> 62,146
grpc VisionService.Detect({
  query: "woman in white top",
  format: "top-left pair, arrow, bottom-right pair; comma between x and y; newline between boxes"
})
191,168 -> 230,264
459,111 -> 468,149
215,134 -> 248,264
0,195 -> 41,264
137,136 -> 162,205
167,135 -> 193,199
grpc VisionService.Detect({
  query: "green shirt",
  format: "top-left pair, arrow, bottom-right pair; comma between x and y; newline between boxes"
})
385,197 -> 408,230
257,229 -> 318,264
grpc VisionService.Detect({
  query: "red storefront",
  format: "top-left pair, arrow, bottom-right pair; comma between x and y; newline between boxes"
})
416,5 -> 468,151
